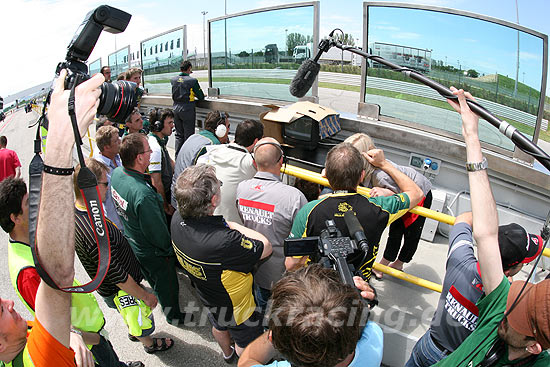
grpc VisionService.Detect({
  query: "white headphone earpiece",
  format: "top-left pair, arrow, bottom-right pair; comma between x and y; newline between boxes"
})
215,123 -> 227,138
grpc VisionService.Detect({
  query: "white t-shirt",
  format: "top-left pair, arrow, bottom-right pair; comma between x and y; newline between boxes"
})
148,135 -> 162,173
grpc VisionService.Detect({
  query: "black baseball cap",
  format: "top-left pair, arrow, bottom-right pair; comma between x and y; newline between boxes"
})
498,223 -> 543,269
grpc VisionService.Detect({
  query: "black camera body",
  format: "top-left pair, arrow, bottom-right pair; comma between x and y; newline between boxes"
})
54,5 -> 136,123
284,219 -> 358,287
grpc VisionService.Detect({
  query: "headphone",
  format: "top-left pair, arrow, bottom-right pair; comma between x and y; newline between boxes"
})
215,112 -> 228,138
477,338 -> 537,367
150,108 -> 164,132
253,140 -> 287,166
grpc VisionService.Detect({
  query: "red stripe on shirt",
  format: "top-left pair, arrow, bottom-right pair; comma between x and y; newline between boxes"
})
238,198 -> 275,212
449,285 -> 479,316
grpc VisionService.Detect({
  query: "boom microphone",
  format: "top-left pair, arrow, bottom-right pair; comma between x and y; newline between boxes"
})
289,38 -> 333,98
344,210 -> 369,254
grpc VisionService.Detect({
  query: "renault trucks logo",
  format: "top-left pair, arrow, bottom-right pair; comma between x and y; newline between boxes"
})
89,200 -> 105,237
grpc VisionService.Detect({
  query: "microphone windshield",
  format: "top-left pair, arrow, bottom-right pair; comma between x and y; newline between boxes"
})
289,59 -> 320,98
344,210 -> 363,237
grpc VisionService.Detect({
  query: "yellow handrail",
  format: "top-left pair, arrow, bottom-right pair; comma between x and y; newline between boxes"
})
281,163 -> 550,259
373,263 -> 443,293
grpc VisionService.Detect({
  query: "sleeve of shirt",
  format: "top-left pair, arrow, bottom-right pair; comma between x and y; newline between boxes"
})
289,200 -> 318,238
372,169 -> 399,193
17,267 -> 41,312
368,193 -> 411,225
193,80 -> 205,100
446,222 -> 476,269
148,141 -> 162,173
27,318 -> 76,367
105,221 -> 129,284
292,192 -> 308,222
221,229 -> 264,273
12,151 -> 21,168
475,276 -> 509,327
137,195 -> 173,256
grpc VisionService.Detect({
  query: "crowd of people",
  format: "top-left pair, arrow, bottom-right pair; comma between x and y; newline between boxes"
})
0,60 -> 548,367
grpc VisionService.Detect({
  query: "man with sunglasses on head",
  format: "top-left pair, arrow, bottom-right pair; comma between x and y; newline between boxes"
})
430,88 -> 550,367
111,133 -> 186,326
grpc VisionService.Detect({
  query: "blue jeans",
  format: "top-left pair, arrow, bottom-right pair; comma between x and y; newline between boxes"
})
405,330 -> 449,367
255,286 -> 272,315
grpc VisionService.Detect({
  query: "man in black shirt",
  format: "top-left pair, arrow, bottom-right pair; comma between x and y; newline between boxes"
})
171,60 -> 205,155
74,158 -> 175,354
171,164 -> 272,363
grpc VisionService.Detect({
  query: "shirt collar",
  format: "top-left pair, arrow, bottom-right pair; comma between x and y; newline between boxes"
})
149,132 -> 166,147
123,167 -> 153,186
254,171 -> 280,182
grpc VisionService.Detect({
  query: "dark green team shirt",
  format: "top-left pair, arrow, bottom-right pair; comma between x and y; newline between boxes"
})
435,276 -> 550,367
110,167 -> 173,257
289,192 -> 410,280
290,192 -> 410,239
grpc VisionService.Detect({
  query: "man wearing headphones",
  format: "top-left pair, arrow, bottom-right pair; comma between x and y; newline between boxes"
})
170,110 -> 229,209
148,108 -> 176,223
235,137 -> 307,312
432,89 -> 550,367
207,119 -> 264,224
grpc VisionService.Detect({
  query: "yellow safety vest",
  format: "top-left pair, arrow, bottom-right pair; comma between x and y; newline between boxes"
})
7,241 -> 105,333
113,290 -> 153,337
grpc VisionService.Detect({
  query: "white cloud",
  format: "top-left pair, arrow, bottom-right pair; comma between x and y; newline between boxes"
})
519,51 -> 541,61
392,32 -> 421,40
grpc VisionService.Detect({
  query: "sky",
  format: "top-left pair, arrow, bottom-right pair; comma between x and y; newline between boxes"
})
1,0 -> 549,99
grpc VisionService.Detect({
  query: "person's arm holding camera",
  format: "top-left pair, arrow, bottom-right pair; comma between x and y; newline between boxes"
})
446,88 -> 502,295
35,69 -> 102,347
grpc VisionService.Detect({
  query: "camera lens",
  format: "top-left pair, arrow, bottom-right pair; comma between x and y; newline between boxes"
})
97,80 -> 138,123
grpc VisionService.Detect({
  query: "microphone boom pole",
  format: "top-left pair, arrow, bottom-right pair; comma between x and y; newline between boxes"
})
331,41 -> 550,172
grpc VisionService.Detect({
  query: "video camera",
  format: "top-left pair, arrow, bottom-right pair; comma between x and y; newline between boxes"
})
54,5 -> 136,123
284,211 -> 377,307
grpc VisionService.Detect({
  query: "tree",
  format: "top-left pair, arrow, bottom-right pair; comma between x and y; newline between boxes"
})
286,33 -> 313,55
334,33 -> 355,46
238,50 -> 250,58
467,69 -> 479,78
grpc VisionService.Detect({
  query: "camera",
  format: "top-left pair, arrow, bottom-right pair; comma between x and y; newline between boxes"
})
54,5 -> 136,123
284,219 -> 360,286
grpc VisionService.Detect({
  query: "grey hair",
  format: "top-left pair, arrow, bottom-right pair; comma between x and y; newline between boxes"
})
174,164 -> 221,218
343,133 -> 377,186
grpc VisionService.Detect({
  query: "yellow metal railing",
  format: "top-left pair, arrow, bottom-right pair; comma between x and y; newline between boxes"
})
281,163 -> 549,293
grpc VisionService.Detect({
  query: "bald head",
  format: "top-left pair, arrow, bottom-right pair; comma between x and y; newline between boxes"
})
254,138 -> 283,171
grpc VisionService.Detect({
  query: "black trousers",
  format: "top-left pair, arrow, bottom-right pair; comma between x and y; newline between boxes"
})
174,106 -> 196,156
383,190 -> 433,263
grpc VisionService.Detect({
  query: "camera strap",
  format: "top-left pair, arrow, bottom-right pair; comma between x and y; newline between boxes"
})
29,75 -> 111,293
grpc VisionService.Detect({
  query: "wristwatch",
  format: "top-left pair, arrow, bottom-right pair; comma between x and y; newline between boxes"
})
465,157 -> 488,172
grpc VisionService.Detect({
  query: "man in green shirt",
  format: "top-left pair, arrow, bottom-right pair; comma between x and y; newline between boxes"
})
111,133 -> 186,325
433,88 -> 550,367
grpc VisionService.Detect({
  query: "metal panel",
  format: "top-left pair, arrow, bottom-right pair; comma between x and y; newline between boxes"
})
362,1 -> 548,156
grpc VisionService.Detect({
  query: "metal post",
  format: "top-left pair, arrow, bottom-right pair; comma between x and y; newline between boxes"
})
201,11 -> 208,68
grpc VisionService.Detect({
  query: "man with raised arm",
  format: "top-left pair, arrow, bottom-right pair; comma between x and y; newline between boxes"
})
287,142 -> 423,280
433,89 -> 550,366
0,70 -> 102,367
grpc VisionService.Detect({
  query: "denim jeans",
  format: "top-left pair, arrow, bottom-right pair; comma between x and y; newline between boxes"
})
255,286 -> 272,315
405,330 -> 449,367
91,334 -> 126,367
